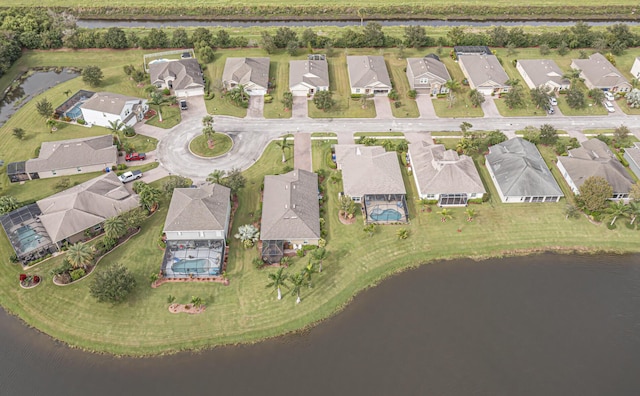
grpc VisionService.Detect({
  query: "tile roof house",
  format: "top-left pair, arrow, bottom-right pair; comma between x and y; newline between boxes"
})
289,56 -> 329,97
557,139 -> 634,200
24,135 -> 117,180
346,56 -> 392,95
80,92 -> 148,129
516,59 -> 571,92
260,169 -> 321,262
406,54 -> 452,95
222,57 -> 270,96
623,142 -> 640,180
36,172 -> 139,246
161,184 -> 231,278
485,138 -> 564,203
408,137 -> 485,205
458,54 -> 510,95
149,58 -> 205,97
571,53 -> 631,92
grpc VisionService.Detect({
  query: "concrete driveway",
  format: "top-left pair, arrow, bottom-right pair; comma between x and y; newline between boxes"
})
247,95 -> 264,119
293,133 -> 312,171
416,95 -> 437,118
374,96 -> 393,119
481,97 -> 502,118
292,96 -> 309,119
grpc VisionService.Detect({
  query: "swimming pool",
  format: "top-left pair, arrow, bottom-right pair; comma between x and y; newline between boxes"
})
65,103 -> 83,119
369,208 -> 402,222
14,225 -> 44,253
171,258 -> 220,275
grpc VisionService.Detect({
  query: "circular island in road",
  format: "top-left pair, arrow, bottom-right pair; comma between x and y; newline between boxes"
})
188,133 -> 233,158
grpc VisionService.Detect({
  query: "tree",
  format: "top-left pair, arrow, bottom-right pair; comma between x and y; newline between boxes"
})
539,44 -> 550,55
606,201 -> 630,226
12,127 -> 25,140
266,267 -> 289,300
628,201 -> 640,225
381,139 -> 395,152
311,247 -> 328,273
89,264 -> 137,304
578,176 -> 613,212
563,69 -> 584,85
202,126 -> 216,148
539,124 -> 559,145
302,261 -> 315,288
0,196 -> 20,214
630,181 -> 640,202
465,208 -> 476,222
227,85 -> 249,108
234,224 -> 260,248
504,83 -> 525,109
469,89 -> 485,107
35,97 -> 53,119
289,273 -> 305,304
199,45 -> 215,63
286,40 -> 299,56
530,87 -> 551,110
82,65 -> 103,87
220,167 -> 246,198
339,194 -> 356,219
275,136 -> 292,163
460,122 -> 473,134
103,27 -> 128,49
313,90 -> 335,111
564,204 -> 580,220
363,223 -> 377,237
588,88 -> 605,106
207,169 -> 226,185
274,27 -> 297,48
438,208 -> 453,222
103,216 -> 126,240
120,208 -> 146,231
362,22 -> 385,47
171,28 -> 190,48
148,91 -> 176,122
403,25 -> 431,48
282,91 -> 293,109
360,93 -> 373,108
566,87 -> 586,109
66,242 -> 93,270
191,28 -> 212,48
108,119 -> 124,139
626,88 -> 640,108
161,176 -> 191,196
444,79 -> 460,108
557,41 -> 569,56
138,184 -> 161,212
614,125 -> 630,142
260,31 -> 276,54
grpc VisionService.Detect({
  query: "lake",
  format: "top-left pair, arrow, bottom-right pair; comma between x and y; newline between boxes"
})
1,253 -> 639,395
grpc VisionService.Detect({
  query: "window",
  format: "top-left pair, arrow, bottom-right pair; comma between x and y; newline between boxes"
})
52,170 -> 56,175
355,88 -> 361,93
426,194 -> 435,199
469,193 -> 476,198
419,78 -> 429,84
77,167 -> 82,172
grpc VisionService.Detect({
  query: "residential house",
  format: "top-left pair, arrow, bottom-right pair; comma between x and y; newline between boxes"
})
485,138 -> 564,203
80,92 -> 148,129
623,142 -> 640,179
557,139 -> 634,200
289,55 -> 329,96
458,54 -> 510,95
260,169 -> 321,263
571,53 -> 631,92
161,184 -> 231,278
408,136 -> 485,206
630,57 -> 640,79
148,58 -> 205,97
222,57 -> 270,95
346,56 -> 392,96
406,54 -> 452,95
453,46 -> 493,58
516,59 -> 571,92
334,144 -> 408,223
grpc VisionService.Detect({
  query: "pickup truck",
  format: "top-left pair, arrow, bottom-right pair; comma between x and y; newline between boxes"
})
125,152 -> 146,161
118,170 -> 143,183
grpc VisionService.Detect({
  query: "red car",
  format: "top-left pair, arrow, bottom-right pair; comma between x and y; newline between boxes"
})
125,152 -> 146,161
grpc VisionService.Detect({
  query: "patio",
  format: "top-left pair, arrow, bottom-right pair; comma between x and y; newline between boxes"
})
364,194 -> 409,224
161,239 -> 225,278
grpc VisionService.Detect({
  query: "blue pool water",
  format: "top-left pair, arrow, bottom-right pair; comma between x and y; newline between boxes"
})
65,103 -> 83,119
15,225 -> 43,252
370,209 -> 402,222
171,258 -> 219,275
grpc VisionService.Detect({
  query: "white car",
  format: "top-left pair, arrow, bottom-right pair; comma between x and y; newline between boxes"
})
604,101 -> 615,113
604,91 -> 615,101
549,97 -> 558,106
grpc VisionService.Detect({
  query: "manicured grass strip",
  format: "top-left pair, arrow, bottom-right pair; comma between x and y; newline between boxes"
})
385,53 -> 419,118
311,132 -> 337,137
145,105 -> 181,129
123,134 -> 158,153
263,58 -> 292,119
354,131 -> 405,137
189,134 -> 233,157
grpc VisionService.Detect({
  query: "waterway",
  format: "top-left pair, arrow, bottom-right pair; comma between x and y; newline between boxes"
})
0,69 -> 79,127
1,253 -> 639,395
78,19 -> 640,29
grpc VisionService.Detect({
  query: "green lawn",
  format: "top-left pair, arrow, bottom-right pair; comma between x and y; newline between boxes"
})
354,132 -> 405,137
263,58 -> 293,119
189,134 -> 233,157
145,105 -> 181,129
385,52 -> 419,118
494,97 -> 549,117
123,134 -> 158,153
432,97 -> 484,118
615,98 -> 640,115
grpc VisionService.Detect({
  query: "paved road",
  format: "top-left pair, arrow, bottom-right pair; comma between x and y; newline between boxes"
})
136,95 -> 640,181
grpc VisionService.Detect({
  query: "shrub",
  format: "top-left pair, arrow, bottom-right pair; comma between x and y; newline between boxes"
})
33,275 -> 40,283
19,274 -> 27,281
117,163 -> 127,170
70,268 -> 86,282
388,89 -> 399,101
296,249 -> 305,257
263,95 -> 273,103
394,101 -> 402,108
77,118 -> 86,125
162,88 -> 171,95
350,94 -> 362,99
89,264 -> 137,303
408,90 -> 417,99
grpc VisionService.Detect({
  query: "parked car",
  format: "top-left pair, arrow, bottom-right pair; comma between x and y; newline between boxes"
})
549,97 -> 558,106
125,152 -> 146,161
180,100 -> 187,110
604,91 -> 615,101
547,106 -> 555,115
118,170 -> 143,183
604,101 -> 615,113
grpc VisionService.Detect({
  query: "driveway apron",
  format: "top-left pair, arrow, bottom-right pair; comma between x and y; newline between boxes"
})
247,95 -> 265,119
293,133 -> 312,172
292,96 -> 309,119
416,95 -> 437,119
373,96 -> 394,119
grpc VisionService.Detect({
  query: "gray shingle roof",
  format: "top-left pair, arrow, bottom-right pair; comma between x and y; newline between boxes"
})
25,135 -> 117,173
571,53 -> 629,89
558,139 -> 634,194
408,140 -> 485,196
36,172 -> 139,243
624,142 -> 640,173
289,59 -> 329,90
80,92 -> 145,115
458,54 -> 510,88
163,184 -> 230,232
260,169 -> 320,241
517,59 -> 570,89
222,57 -> 270,90
334,145 -> 406,198
406,56 -> 451,83
149,58 -> 205,90
346,56 -> 392,90
485,138 -> 563,197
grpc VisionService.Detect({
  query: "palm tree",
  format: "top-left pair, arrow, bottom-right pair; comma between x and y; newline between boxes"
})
202,115 -> 214,128
148,91 -> 176,122
66,242 -> 93,270
444,79 -> 460,108
234,224 -> 260,248
632,78 -> 640,89
469,89 -> 485,107
275,136 -> 292,163
396,228 -> 409,240
289,273 -> 305,304
628,201 -> 640,226
438,208 -> 453,222
202,126 -> 216,147
103,216 -> 126,240
302,260 -> 315,288
505,78 -> 521,87
266,267 -> 289,300
363,223 -> 377,237
138,185 -> 161,213
190,296 -> 203,308
465,208 -> 476,222
607,201 -> 630,226
311,247 -> 328,273
0,196 -> 20,214
108,120 -> 124,136
63,89 -> 72,97
381,139 -> 395,152
207,169 -> 226,185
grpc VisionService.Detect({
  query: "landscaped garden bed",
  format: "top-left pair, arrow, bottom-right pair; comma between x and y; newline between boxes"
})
19,274 -> 41,289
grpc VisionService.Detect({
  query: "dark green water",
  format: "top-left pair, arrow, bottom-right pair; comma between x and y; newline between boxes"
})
1,253 -> 639,395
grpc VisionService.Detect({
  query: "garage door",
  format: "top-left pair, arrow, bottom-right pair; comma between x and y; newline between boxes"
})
291,89 -> 308,97
246,89 -> 267,96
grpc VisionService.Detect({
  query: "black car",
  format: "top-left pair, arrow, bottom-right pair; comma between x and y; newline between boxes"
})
180,100 -> 187,110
